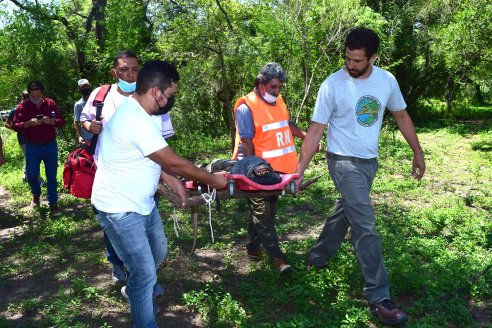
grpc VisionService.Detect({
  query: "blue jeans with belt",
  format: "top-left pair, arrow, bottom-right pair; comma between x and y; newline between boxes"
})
25,140 -> 58,205
95,205 -> 167,328
309,157 -> 390,304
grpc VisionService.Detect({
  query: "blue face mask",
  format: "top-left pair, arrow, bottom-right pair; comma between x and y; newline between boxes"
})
117,79 -> 136,93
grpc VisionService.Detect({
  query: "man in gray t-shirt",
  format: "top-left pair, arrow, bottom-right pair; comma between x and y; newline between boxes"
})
295,27 -> 425,326
73,79 -> 94,143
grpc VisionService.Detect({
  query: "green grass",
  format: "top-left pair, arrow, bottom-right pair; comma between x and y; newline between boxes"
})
0,107 -> 491,327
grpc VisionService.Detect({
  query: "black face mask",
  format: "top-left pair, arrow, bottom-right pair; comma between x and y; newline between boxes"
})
80,87 -> 92,96
155,95 -> 175,115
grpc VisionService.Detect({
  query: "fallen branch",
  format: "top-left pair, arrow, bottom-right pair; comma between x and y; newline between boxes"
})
439,263 -> 492,301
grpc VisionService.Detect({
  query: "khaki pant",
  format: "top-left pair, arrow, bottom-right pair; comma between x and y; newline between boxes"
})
309,158 -> 390,304
246,196 -> 285,260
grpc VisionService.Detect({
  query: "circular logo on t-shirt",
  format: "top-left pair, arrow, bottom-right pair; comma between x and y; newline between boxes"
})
355,96 -> 381,127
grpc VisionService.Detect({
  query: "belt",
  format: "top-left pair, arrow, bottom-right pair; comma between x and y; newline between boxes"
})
326,152 -> 377,164
26,140 -> 55,146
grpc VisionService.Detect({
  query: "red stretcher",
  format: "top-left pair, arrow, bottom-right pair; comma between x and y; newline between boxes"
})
183,173 -> 300,197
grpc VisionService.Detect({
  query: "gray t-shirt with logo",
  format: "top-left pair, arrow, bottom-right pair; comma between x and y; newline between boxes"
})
312,66 -> 406,159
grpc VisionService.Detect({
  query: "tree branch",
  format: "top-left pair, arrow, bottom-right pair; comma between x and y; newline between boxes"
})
215,0 -> 234,32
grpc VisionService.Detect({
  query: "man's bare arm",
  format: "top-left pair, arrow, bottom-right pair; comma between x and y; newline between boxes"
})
148,147 -> 227,190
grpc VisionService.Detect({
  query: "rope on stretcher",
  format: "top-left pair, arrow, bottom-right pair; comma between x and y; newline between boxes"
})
171,187 -> 217,242
172,207 -> 180,237
201,186 -> 216,242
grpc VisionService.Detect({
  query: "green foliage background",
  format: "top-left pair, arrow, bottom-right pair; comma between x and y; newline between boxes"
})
0,1 -> 491,326
0,0 -> 490,144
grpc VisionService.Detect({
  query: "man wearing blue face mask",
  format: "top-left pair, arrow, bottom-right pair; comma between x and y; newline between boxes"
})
73,79 -> 93,144
81,51 -> 175,159
80,51 -> 140,160
80,51 -> 174,291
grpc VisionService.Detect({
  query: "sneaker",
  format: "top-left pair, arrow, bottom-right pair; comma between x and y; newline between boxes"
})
49,204 -> 60,215
247,249 -> 263,261
31,195 -> 40,207
153,283 -> 164,298
123,285 -> 165,299
121,286 -> 160,315
273,257 -> 292,274
307,259 -> 328,272
121,285 -> 129,300
370,299 -> 408,325
112,264 -> 128,283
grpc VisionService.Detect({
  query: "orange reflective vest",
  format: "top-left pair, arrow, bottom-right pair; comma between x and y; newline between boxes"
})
232,91 -> 298,173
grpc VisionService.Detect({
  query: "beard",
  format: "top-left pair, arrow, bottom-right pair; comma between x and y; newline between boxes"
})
347,64 -> 371,78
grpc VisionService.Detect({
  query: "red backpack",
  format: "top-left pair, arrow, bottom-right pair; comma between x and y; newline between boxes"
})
63,85 -> 110,199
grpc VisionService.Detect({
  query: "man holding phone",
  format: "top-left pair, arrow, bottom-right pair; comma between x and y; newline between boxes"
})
12,80 -> 65,213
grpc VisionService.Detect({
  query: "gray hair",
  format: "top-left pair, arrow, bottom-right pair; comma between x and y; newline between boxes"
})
256,62 -> 287,85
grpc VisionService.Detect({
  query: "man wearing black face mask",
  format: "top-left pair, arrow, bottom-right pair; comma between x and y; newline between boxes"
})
92,59 -> 227,326
79,51 -> 176,291
73,79 -> 93,144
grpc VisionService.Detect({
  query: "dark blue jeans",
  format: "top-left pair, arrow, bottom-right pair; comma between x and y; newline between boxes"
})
25,141 -> 58,205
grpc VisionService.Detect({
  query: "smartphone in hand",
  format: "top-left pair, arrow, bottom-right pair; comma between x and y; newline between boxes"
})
36,114 -> 43,120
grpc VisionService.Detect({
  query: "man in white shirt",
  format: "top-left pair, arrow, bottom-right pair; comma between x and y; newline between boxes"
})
295,27 -> 425,326
92,60 -> 227,327
80,51 -> 141,284
80,51 -> 175,286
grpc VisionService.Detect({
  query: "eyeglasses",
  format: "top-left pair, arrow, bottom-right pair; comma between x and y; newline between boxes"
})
157,88 -> 172,100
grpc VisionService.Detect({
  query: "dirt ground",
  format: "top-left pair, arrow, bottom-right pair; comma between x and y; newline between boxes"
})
0,186 -> 320,328
0,187 -> 213,327
1,185 -> 490,327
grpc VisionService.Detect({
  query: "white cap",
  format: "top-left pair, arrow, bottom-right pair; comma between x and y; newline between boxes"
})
77,79 -> 90,87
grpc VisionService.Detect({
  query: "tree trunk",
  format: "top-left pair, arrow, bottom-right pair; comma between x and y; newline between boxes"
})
92,0 -> 107,50
445,74 -> 455,110
216,45 -> 235,153
475,83 -> 484,105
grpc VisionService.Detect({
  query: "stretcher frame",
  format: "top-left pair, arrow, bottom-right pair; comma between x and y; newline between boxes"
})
158,174 -> 321,253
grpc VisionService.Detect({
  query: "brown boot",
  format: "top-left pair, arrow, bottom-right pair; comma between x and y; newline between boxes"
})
247,249 -> 263,261
370,299 -> 408,325
31,195 -> 40,207
273,257 -> 292,274
50,204 -> 60,215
